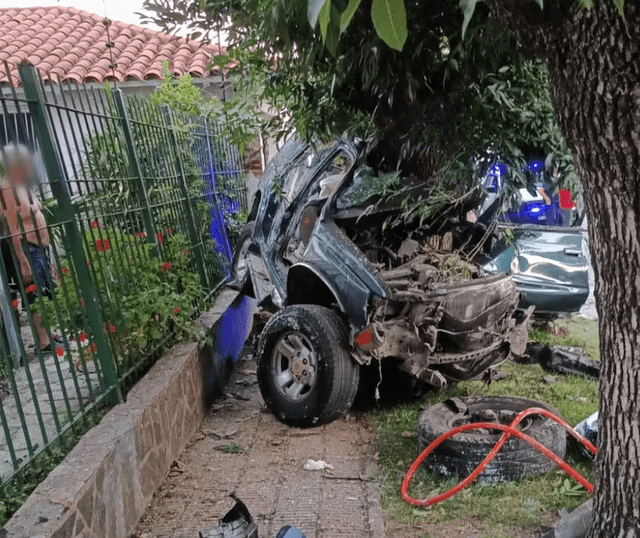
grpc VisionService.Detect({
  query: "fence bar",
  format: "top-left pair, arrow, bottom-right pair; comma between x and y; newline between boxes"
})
0,62 -> 248,508
161,105 -> 210,290
112,89 -> 159,249
18,64 -> 122,405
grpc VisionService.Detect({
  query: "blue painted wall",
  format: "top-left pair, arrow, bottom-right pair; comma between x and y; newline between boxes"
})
200,292 -> 257,403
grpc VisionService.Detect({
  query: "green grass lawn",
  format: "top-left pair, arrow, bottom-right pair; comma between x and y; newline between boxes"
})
370,322 -> 600,537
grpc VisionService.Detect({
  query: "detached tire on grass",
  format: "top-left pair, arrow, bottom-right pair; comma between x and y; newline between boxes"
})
256,305 -> 359,427
417,396 -> 566,483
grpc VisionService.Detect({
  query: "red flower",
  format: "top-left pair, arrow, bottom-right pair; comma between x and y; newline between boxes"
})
62,267 -> 68,274
79,332 -> 88,343
87,260 -> 91,267
92,343 -> 97,352
80,298 -> 85,307
110,325 -> 116,333
11,299 -> 18,308
129,259 -> 134,265
90,220 -> 99,229
161,262 -> 172,272
165,227 -> 173,235
157,232 -> 164,244
85,347 -> 92,355
25,284 -> 36,293
182,249 -> 190,257
55,347 -> 64,357
95,239 -> 111,252
173,307 -> 180,315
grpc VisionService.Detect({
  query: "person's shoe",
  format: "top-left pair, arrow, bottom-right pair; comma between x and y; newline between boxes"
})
39,343 -> 54,355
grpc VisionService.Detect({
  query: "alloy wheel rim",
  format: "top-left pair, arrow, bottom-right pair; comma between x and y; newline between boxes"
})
271,331 -> 318,402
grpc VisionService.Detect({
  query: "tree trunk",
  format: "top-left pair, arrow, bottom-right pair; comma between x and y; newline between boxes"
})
491,1 -> 640,536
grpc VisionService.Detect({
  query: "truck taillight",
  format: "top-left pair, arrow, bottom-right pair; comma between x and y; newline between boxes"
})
355,325 -> 381,352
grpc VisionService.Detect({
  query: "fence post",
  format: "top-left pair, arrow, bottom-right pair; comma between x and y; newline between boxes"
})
112,89 -> 159,248
19,64 -> 122,404
160,106 -> 210,290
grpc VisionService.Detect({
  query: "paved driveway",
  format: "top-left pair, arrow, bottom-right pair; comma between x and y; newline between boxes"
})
133,351 -> 385,538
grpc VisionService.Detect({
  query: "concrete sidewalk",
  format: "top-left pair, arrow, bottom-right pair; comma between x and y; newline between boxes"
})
133,351 -> 385,538
0,339 -> 101,482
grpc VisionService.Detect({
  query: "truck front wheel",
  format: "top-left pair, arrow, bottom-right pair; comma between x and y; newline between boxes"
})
256,305 -> 359,427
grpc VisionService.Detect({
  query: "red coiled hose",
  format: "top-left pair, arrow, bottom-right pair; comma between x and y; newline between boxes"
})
401,407 -> 598,507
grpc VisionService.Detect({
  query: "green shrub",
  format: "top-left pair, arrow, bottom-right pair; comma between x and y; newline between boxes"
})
41,228 -> 211,365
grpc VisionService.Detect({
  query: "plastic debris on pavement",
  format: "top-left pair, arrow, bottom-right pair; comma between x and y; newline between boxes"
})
303,459 -> 334,471
200,495 -> 308,538
199,495 -> 258,538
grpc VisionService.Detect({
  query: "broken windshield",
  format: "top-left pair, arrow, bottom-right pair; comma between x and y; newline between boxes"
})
334,166 -> 401,210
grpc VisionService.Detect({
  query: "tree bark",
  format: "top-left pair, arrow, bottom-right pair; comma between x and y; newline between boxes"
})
490,1 -> 640,536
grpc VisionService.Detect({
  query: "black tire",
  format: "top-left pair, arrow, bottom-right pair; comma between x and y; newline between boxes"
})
230,222 -> 254,294
256,305 -> 360,427
417,396 -> 566,483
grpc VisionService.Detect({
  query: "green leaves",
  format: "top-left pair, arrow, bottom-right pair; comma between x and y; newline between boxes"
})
460,0 -> 482,39
577,0 -> 594,9
308,0 -> 406,51
340,0 -> 362,32
308,0 -> 328,28
324,5 -> 342,54
371,0 -> 407,51
612,0 -> 624,16
316,0 -> 341,55
318,0 -> 330,35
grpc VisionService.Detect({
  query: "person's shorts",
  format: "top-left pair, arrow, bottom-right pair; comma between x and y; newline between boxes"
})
1,241 -> 55,305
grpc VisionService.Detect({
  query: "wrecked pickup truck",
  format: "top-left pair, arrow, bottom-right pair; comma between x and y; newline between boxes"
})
232,139 -> 587,427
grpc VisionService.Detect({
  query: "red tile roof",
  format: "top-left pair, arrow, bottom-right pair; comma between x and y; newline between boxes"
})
0,6 -> 223,85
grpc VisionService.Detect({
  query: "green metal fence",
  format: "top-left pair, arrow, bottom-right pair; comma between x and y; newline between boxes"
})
0,64 -> 248,511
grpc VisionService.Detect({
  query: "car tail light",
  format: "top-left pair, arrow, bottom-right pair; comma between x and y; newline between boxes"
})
355,325 -> 381,352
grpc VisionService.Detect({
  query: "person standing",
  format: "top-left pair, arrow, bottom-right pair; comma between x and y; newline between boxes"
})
0,144 -> 57,354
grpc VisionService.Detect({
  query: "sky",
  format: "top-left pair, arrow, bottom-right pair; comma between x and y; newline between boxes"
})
0,0 -> 161,30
